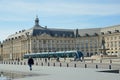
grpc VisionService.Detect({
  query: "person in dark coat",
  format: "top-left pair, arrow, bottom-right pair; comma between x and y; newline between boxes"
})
28,56 -> 34,71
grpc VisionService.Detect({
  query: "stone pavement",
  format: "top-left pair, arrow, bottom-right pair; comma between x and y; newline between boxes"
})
0,64 -> 119,80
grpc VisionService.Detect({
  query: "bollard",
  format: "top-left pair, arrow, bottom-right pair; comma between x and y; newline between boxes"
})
74,63 -> 76,68
36,62 -> 38,66
96,64 -> 98,69
85,64 -> 87,68
110,60 -> 112,64
17,62 -> 19,65
41,62 -> 43,66
20,62 -> 22,65
24,62 -> 26,65
60,63 -> 62,67
109,65 -> 111,69
53,63 -> 55,67
67,63 -> 69,67
48,62 -> 50,66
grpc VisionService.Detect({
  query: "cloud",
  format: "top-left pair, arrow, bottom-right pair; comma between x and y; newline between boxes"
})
0,16 -> 29,22
0,1 -> 120,17
0,30 -> 14,41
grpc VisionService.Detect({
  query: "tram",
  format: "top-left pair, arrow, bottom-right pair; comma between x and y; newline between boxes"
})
23,50 -> 84,61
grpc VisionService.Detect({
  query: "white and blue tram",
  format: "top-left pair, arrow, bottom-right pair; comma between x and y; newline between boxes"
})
23,50 -> 84,61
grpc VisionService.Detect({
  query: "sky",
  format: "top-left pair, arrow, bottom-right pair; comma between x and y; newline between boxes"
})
0,0 -> 120,41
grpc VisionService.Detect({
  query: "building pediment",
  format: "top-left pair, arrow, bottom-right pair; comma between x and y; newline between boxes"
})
39,33 -> 52,38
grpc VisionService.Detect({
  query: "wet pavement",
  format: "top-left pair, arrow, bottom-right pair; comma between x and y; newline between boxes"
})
0,64 -> 119,80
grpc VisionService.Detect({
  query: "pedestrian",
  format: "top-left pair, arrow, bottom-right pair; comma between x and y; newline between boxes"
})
48,56 -> 50,61
45,58 -> 47,63
28,56 -> 34,71
56,57 -> 60,62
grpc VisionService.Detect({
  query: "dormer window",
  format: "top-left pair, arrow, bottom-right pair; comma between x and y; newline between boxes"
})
15,37 -> 17,39
19,31 -> 21,33
101,32 -> 104,35
18,36 -> 21,38
63,34 -> 65,37
115,30 -> 119,33
26,32 -> 29,36
55,33 -> 58,37
108,31 -> 111,34
39,32 -> 41,34
85,33 -> 89,36
70,34 -> 73,37
94,33 -> 98,36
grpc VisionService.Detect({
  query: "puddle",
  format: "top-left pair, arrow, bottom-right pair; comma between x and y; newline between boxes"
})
0,70 -> 47,80
97,70 -> 119,74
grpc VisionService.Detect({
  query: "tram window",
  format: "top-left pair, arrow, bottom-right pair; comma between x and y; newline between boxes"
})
67,54 -> 69,57
71,53 -> 75,57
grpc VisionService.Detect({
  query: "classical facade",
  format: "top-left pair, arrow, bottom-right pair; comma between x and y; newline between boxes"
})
0,17 -> 120,60
100,25 -> 120,55
0,42 -> 3,60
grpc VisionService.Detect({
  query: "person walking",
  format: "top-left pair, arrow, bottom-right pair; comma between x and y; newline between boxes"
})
28,56 -> 34,71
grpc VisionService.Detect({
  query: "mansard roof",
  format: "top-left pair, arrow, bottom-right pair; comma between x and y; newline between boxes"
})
32,28 -> 74,37
101,25 -> 120,34
76,28 -> 101,36
7,17 -> 113,40
7,27 -> 75,39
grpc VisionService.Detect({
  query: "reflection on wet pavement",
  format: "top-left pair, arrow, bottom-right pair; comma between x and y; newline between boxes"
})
0,70 -> 47,80
97,70 -> 119,74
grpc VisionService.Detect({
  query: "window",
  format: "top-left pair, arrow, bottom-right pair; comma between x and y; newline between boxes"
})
114,36 -> 117,40
111,42 -> 113,47
111,37 -> 113,40
43,40 -> 46,44
55,34 -> 58,37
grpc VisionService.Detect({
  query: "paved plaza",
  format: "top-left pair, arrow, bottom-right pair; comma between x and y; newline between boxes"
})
0,63 -> 120,80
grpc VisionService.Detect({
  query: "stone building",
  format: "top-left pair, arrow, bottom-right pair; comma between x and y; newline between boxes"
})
100,25 -> 120,56
0,17 -> 120,60
0,17 -> 75,60
0,42 -> 3,60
